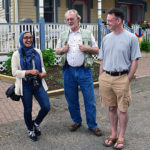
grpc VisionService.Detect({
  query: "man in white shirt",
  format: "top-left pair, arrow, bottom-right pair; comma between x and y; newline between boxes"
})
55,9 -> 102,136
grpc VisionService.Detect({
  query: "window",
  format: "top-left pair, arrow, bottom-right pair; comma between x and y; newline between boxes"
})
5,0 -> 10,22
132,5 -> 144,24
2,0 -> 10,22
44,0 -> 54,22
2,0 -> 5,8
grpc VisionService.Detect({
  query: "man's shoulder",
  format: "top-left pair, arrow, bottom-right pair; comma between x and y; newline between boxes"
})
123,30 -> 138,41
123,29 -> 135,37
60,30 -> 70,39
103,32 -> 113,41
80,28 -> 92,39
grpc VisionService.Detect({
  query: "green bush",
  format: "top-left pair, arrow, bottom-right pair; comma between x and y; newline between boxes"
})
41,48 -> 56,70
3,48 -> 56,76
140,23 -> 147,29
140,40 -> 150,52
3,51 -> 14,75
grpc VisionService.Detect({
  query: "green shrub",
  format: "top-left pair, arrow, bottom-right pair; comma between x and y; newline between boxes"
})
140,23 -> 147,29
3,48 -> 56,76
3,51 -> 14,76
140,40 -> 150,52
41,48 -> 56,70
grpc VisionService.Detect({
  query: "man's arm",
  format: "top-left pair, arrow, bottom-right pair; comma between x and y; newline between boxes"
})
78,44 -> 99,54
128,59 -> 138,81
55,36 -> 69,55
55,45 -> 69,55
99,60 -> 104,75
79,33 -> 99,55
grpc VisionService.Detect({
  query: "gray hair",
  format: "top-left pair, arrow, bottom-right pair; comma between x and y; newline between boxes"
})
64,9 -> 81,22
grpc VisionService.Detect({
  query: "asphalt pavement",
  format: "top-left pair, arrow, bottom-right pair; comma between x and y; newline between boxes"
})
0,77 -> 150,150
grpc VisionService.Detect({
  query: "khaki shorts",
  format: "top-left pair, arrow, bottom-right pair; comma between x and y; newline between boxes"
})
99,72 -> 131,112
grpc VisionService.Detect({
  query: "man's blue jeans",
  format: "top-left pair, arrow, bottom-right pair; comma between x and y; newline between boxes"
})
22,80 -> 50,131
63,65 -> 98,129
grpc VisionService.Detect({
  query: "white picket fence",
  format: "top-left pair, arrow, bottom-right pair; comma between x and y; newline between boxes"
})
1,23 -> 150,54
0,23 -> 102,71
0,23 -> 100,53
0,23 -> 40,53
45,23 -> 99,50
132,24 -> 150,41
2,22 -> 149,71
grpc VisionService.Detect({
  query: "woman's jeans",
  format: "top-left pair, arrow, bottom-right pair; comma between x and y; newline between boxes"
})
63,65 -> 98,129
22,80 -> 50,131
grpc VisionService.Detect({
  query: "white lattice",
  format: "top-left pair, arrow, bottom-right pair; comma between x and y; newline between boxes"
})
0,61 -> 7,71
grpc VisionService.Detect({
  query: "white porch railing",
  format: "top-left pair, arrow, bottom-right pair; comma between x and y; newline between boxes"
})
131,24 -> 140,33
3,23 -> 150,54
142,29 -> 150,41
0,23 -> 100,53
132,24 -> 150,41
0,23 -> 40,53
44,23 -> 99,64
45,23 -> 98,50
45,23 -> 68,50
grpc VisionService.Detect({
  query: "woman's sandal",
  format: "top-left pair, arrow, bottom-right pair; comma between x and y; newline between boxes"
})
103,137 -> 118,147
113,140 -> 124,149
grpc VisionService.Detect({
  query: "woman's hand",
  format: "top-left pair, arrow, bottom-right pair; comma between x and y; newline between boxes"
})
25,70 -> 46,79
38,72 -> 46,79
25,69 -> 39,75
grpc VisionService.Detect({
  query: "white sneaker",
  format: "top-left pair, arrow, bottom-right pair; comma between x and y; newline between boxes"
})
28,130 -> 38,141
33,121 -> 41,136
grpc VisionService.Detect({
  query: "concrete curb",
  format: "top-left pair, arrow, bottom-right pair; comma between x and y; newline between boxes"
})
0,74 -> 15,83
0,74 -> 99,96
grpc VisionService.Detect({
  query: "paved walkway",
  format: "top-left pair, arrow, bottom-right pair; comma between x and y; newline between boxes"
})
0,54 -> 150,125
0,54 -> 150,150
0,76 -> 150,150
0,81 -> 40,124
135,54 -> 150,78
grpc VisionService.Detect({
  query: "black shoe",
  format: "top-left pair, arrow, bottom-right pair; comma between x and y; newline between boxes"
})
28,130 -> 38,141
33,121 -> 41,136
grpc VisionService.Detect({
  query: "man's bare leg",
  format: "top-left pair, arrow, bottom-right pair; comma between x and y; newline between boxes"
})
105,106 -> 118,145
114,110 -> 128,148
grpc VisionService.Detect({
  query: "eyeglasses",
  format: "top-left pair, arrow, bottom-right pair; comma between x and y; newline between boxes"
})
107,18 -> 118,23
66,18 -> 75,22
23,36 -> 33,40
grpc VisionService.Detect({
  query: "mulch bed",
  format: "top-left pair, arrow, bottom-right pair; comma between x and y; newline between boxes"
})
0,63 -> 100,91
45,62 -> 100,91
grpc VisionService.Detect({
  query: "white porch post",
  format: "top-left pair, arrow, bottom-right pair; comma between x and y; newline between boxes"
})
15,0 -> 18,22
39,0 -> 44,18
98,0 -> 102,18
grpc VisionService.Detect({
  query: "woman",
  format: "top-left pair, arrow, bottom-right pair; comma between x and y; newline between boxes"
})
11,31 -> 50,141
